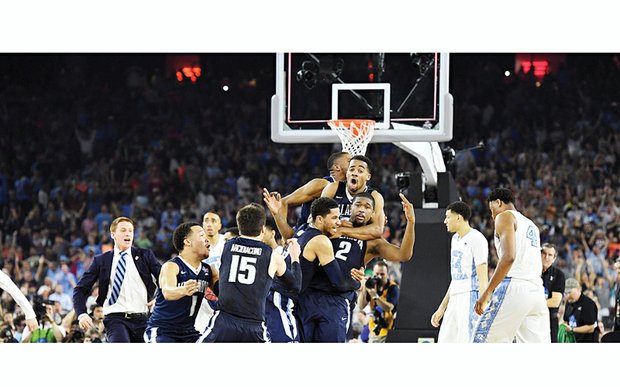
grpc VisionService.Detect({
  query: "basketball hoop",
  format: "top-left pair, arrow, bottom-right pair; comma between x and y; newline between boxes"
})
327,119 -> 376,156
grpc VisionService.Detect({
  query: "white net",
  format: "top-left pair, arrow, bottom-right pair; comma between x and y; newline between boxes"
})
327,119 -> 376,156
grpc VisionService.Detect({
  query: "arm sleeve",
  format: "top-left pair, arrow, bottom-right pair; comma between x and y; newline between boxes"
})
0,270 -> 36,320
276,261 -> 302,293
323,260 -> 360,292
211,280 -> 219,297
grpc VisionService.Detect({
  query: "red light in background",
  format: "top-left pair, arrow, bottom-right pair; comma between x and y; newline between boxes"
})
368,73 -> 375,82
515,54 -> 565,80
518,60 -> 548,78
532,61 -> 548,77
178,66 -> 202,83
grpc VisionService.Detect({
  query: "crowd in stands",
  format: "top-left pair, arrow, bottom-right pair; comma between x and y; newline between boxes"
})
0,53 -> 618,342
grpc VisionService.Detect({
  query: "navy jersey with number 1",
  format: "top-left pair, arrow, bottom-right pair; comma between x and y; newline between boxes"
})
145,256 -> 214,343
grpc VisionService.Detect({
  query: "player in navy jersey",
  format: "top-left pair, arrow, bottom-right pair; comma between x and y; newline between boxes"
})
262,193 -> 365,342
198,203 -> 302,343
271,152 -> 351,240
321,155 -> 385,241
145,222 -> 218,343
302,192 -> 415,342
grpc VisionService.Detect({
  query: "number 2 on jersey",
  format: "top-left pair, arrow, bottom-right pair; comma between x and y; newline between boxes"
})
335,241 -> 351,261
228,255 -> 257,284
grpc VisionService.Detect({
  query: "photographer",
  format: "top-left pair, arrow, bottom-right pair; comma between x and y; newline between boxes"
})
357,260 -> 400,343
20,296 -> 66,343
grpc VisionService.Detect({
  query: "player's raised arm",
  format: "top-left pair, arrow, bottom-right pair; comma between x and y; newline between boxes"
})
320,180 -> 339,198
263,188 -> 296,240
270,238 -> 302,292
283,178 -> 330,207
364,193 -> 415,263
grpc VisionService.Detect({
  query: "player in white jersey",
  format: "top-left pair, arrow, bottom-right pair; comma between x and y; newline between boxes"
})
431,201 -> 488,342
472,188 -> 550,343
194,211 -> 226,332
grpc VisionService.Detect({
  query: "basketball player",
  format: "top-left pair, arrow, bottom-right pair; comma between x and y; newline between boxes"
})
321,155 -> 385,240
272,151 -> 351,240
431,201 -> 489,343
472,188 -> 550,343
197,203 -> 302,343
262,193 -> 367,342
336,192 -> 415,342
298,193 -> 415,342
144,222 -> 218,343
194,211 -> 225,332
202,212 -> 226,270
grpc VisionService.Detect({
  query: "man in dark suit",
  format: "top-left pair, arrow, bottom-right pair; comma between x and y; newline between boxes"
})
73,217 -> 162,342
541,243 -> 565,342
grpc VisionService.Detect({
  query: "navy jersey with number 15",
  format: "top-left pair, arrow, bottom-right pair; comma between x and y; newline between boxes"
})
218,236 -> 273,321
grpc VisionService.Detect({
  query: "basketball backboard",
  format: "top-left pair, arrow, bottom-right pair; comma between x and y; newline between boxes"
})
271,53 -> 453,143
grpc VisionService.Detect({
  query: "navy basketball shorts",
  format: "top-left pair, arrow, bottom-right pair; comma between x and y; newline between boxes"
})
265,290 -> 300,343
297,289 -> 350,343
144,326 -> 200,343
197,310 -> 270,343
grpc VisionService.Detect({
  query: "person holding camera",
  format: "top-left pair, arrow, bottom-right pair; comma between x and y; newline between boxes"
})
357,260 -> 399,343
20,298 -> 66,343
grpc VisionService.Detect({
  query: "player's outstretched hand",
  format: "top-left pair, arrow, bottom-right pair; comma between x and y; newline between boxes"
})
399,193 -> 415,223
262,188 -> 282,216
285,238 -> 301,262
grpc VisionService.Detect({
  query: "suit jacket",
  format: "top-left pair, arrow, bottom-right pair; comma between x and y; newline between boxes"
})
73,246 -> 162,317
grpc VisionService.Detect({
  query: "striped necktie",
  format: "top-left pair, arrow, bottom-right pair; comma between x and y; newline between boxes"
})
108,251 -> 128,305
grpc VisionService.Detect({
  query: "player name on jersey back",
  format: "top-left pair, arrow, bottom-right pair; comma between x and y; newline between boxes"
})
230,244 -> 263,255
